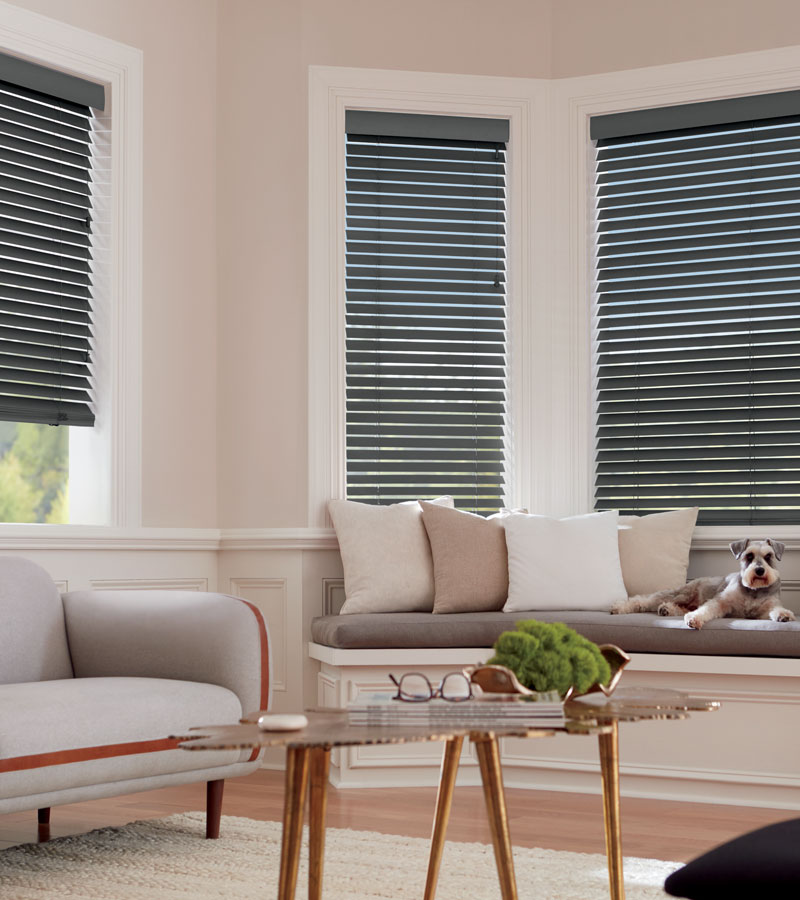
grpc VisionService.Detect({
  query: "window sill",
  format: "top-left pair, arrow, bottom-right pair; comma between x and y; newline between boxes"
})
692,526 -> 800,550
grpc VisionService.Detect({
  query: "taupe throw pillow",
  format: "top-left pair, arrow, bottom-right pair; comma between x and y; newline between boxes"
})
419,501 -> 509,614
617,507 -> 698,596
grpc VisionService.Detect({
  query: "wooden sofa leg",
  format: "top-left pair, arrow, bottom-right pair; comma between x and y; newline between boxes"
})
206,780 -> 224,839
37,807 -> 51,842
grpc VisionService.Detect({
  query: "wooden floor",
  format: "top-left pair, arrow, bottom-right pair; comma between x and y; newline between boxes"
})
1,769 -> 793,862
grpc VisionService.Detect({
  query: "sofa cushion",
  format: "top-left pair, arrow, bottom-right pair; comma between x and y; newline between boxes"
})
310,610 -> 800,656
0,556 -> 72,685
0,676 -> 246,800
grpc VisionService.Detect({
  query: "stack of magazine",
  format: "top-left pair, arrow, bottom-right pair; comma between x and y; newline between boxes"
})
347,691 -> 565,729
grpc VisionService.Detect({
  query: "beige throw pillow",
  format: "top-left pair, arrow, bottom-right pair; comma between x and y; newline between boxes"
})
617,508 -> 698,596
329,496 -> 454,614
419,502 -> 509,614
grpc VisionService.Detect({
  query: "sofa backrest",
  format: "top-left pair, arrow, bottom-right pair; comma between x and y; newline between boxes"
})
0,556 -> 73,684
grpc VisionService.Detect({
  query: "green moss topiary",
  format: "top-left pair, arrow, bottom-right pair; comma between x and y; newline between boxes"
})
487,619 -> 611,697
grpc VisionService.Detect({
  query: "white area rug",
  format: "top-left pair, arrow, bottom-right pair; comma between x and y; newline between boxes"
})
0,812 -> 679,899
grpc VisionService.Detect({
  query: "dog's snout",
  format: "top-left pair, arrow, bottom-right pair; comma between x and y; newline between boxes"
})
755,566 -> 765,576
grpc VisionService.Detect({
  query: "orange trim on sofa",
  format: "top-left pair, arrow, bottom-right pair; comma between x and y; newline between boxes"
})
0,737 -> 182,774
236,598 -> 270,762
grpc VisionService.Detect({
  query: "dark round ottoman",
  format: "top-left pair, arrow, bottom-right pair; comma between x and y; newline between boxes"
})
665,818 -> 800,899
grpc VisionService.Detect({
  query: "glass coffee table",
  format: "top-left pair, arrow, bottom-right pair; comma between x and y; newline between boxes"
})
177,689 -> 718,900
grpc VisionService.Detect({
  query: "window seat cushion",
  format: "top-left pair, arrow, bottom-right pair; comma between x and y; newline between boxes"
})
310,610 -> 800,657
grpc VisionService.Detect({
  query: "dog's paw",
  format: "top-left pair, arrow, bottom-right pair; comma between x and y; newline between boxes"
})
657,603 -> 671,617
684,612 -> 703,630
772,608 -> 796,623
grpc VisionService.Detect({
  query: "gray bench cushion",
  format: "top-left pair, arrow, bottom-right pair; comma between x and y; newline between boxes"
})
311,610 -> 800,657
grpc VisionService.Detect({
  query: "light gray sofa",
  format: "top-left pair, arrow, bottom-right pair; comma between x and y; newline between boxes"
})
0,557 -> 270,838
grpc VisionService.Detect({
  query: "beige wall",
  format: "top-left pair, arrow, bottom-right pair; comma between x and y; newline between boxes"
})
10,0 -> 800,528
551,0 -> 800,77
215,0 -> 552,528
6,0 -> 219,527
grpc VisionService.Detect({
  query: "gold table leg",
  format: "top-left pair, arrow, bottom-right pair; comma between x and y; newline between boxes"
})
308,747 -> 331,900
474,734 -> 518,900
598,721 -> 625,900
424,736 -> 464,900
278,746 -> 310,900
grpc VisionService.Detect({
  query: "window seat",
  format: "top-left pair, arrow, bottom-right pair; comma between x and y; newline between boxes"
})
308,611 -> 800,805
311,610 -> 800,657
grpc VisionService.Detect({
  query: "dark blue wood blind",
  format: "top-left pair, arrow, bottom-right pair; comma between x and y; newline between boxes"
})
594,113 -> 800,525
344,112 -> 508,513
0,72 -> 99,426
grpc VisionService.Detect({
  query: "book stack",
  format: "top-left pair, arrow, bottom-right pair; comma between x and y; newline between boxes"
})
347,691 -> 565,729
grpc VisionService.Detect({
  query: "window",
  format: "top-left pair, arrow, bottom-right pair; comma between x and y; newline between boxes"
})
344,111 -> 509,514
0,52 -> 104,523
592,92 -> 800,525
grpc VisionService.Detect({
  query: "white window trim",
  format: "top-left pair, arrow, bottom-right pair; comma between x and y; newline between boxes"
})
0,1 -> 142,529
307,65 -> 547,527
553,44 -> 800,542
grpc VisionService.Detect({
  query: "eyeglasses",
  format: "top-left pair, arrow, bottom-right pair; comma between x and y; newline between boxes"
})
389,671 -> 474,702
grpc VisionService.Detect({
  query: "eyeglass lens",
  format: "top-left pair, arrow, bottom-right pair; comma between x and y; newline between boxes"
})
440,673 -> 471,701
397,673 -> 433,701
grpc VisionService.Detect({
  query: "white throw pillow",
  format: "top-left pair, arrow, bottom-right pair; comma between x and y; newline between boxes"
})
329,496 -> 454,614
503,510 -> 627,613
618,508 -> 698,596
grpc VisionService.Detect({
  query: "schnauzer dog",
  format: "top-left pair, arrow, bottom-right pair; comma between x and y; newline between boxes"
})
611,539 -> 796,630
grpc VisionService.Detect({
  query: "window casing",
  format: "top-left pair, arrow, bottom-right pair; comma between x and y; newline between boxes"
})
0,52 -> 107,524
344,111 -> 509,514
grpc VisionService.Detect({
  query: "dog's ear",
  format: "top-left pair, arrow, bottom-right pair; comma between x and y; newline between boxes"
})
729,539 -> 749,559
767,539 -> 785,561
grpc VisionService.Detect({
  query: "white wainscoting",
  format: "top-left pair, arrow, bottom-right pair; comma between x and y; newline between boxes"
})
311,646 -> 800,809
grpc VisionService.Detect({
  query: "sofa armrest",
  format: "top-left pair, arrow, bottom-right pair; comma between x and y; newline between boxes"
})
62,591 -> 271,716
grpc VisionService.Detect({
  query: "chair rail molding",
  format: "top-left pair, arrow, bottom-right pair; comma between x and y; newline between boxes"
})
0,527 -> 220,551
307,65 -> 546,527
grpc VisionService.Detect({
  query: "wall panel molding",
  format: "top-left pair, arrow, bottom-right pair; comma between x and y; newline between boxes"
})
230,577 -> 289,692
89,577 -> 208,591
322,577 -> 345,616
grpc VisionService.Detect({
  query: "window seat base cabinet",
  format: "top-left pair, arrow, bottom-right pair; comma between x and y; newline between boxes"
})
308,611 -> 800,809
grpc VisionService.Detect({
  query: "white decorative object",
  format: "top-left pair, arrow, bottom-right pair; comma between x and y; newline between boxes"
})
503,510 -> 627,612
257,713 -> 308,731
328,497 -> 454,614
